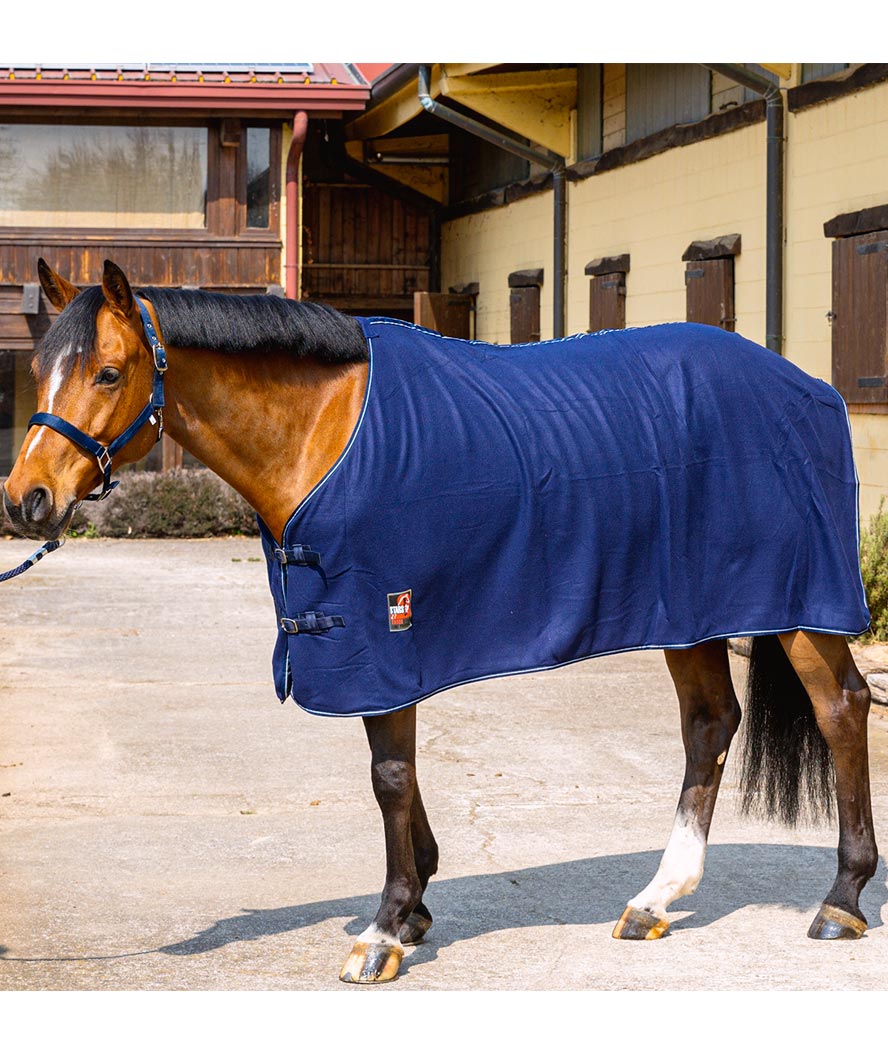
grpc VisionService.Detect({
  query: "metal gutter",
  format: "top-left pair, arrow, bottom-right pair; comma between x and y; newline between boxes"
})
285,112 -> 309,300
417,65 -> 567,338
704,63 -> 785,354
369,64 -> 420,105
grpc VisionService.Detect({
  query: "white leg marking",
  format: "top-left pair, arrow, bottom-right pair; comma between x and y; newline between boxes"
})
356,923 -> 403,949
628,815 -> 707,919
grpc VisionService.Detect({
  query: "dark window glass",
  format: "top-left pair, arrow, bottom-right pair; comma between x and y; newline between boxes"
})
246,127 -> 271,228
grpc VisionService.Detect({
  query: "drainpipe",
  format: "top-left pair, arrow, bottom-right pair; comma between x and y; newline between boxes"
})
704,64 -> 785,354
417,65 -> 567,338
285,111 -> 309,300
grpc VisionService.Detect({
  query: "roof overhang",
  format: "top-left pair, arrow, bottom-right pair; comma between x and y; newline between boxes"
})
0,64 -> 370,115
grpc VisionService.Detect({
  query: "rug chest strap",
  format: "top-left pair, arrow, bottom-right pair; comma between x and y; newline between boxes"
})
281,612 -> 344,635
273,545 -> 321,566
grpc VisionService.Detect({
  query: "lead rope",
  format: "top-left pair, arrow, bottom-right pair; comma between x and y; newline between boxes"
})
0,536 -> 65,583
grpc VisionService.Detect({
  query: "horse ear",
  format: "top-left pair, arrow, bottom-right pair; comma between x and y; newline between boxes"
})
102,259 -> 135,320
37,258 -> 80,312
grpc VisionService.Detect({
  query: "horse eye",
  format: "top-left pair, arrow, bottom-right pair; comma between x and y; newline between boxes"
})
96,367 -> 120,385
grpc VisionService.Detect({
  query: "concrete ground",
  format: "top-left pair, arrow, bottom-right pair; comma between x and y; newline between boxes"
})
1,536 -> 887,992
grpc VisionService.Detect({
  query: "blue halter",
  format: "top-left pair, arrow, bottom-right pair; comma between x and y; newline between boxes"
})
27,298 -> 168,502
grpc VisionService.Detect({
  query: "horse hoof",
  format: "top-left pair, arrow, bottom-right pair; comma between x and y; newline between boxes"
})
340,940 -> 404,984
807,904 -> 867,941
612,906 -> 670,941
399,905 -> 433,946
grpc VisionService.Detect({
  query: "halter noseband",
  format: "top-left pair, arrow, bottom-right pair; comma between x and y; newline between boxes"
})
28,298 -> 168,502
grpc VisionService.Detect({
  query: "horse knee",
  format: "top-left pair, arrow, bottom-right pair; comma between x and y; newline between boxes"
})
371,758 -> 416,810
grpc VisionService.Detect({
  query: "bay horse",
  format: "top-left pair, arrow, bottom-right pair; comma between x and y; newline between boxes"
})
2,259 -> 878,983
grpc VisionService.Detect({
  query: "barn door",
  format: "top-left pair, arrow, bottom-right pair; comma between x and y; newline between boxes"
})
414,292 -> 474,338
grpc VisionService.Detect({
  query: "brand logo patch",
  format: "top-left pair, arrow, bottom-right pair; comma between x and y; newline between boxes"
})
388,589 -> 412,632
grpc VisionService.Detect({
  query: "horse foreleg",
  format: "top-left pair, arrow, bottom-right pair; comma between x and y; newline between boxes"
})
779,631 -> 878,939
613,640 -> 741,940
340,705 -> 425,983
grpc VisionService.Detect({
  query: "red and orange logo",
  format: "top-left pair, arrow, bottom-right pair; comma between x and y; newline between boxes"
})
388,589 -> 412,632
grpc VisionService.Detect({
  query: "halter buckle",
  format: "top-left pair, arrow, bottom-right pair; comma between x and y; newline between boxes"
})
96,448 -> 112,473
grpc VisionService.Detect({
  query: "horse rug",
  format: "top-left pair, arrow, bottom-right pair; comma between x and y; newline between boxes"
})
259,319 -> 869,717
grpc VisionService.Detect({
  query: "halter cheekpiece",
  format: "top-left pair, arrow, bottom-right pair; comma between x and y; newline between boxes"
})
27,298 -> 168,502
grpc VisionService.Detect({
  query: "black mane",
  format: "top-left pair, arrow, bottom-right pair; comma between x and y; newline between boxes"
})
35,286 -> 367,379
139,287 -> 367,362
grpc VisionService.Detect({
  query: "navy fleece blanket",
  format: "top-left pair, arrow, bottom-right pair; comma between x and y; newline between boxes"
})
260,320 -> 869,717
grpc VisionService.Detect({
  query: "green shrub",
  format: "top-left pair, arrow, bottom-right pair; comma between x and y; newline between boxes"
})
79,469 -> 259,539
860,498 -> 888,640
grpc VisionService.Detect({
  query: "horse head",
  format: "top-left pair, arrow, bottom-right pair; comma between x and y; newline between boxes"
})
2,259 -> 162,539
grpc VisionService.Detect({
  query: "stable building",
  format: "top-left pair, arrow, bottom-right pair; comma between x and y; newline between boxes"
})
2,61 -> 887,525
342,63 -> 888,523
0,62 -> 374,473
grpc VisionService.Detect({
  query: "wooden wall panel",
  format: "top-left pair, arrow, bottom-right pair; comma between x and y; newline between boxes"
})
301,180 -> 432,314
0,237 -> 281,292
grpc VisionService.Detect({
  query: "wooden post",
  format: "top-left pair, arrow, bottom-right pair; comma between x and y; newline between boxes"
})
161,434 -> 184,472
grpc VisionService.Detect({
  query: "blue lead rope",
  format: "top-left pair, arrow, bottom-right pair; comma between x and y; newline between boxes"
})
0,537 -> 65,583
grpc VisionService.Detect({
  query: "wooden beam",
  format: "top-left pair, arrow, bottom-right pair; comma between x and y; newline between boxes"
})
345,65 -> 444,140
759,63 -> 793,81
439,68 -> 576,158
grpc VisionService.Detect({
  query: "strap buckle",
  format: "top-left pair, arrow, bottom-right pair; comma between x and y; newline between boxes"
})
273,545 -> 321,566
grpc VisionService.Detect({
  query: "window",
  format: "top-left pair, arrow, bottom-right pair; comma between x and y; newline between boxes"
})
0,124 -> 207,229
825,211 -> 888,406
625,64 -> 710,142
509,269 -> 543,343
245,127 -> 271,228
683,235 -> 741,331
586,254 -> 629,331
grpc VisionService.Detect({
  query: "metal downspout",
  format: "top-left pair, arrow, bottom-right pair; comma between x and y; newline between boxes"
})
285,111 -> 309,300
704,64 -> 785,354
417,65 -> 567,338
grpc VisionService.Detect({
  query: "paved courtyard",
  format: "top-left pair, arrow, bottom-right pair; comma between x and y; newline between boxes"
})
1,536 -> 887,991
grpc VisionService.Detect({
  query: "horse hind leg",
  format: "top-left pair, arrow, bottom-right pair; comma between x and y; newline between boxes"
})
778,630 -> 877,939
613,640 -> 741,940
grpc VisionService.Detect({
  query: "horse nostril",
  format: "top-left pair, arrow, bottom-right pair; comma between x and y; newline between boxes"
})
25,485 -> 53,524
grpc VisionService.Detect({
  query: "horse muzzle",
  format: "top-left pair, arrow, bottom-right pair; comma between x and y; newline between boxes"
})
2,483 -> 72,541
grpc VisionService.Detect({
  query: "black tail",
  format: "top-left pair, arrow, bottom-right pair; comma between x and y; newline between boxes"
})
740,635 -> 834,825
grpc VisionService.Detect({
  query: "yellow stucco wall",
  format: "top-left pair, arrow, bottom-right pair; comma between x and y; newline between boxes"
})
440,77 -> 888,522
786,81 -> 888,524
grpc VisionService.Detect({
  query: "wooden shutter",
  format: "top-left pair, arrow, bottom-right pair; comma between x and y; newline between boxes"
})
831,231 -> 888,405
510,287 -> 540,343
589,273 -> 626,331
685,258 -> 735,331
414,292 -> 474,339
509,269 -> 543,344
